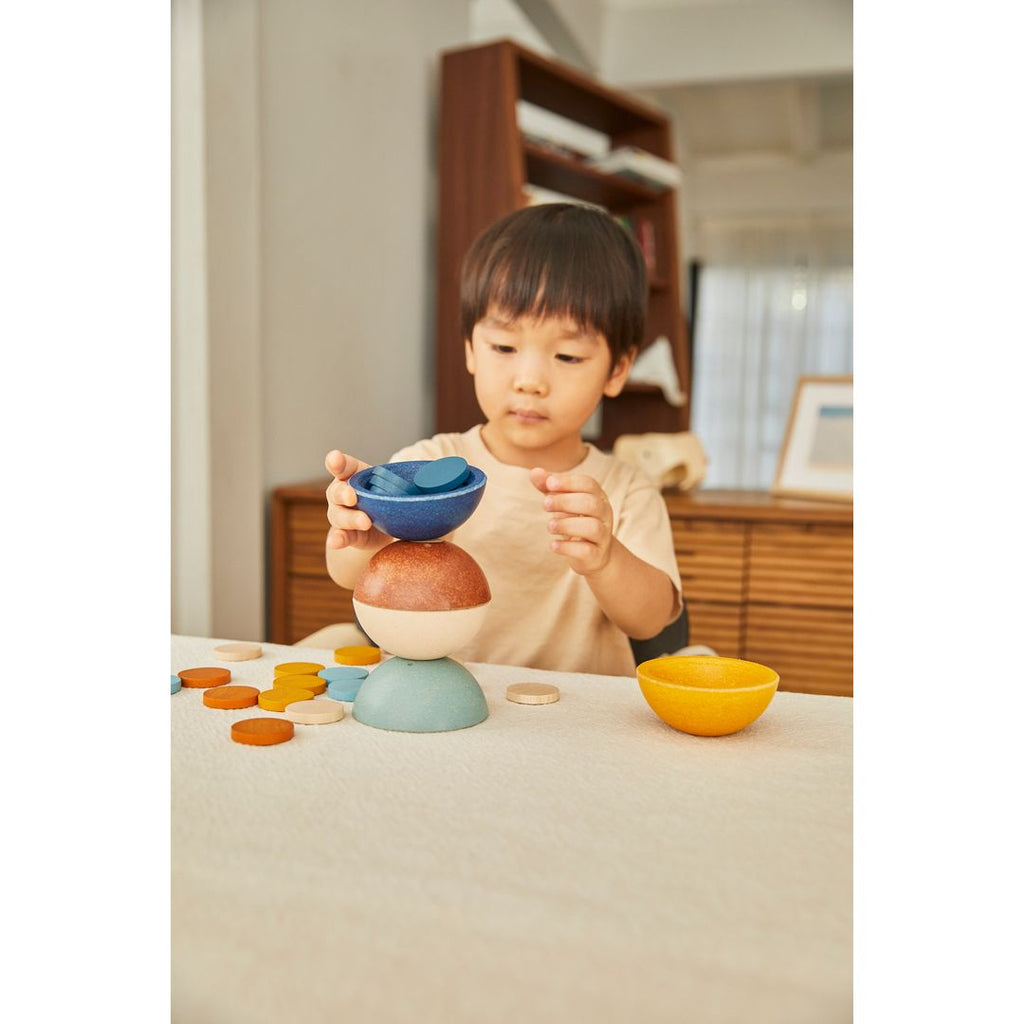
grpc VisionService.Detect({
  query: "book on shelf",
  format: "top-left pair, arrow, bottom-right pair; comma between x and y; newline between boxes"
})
516,100 -> 611,161
614,214 -> 657,272
587,146 -> 683,191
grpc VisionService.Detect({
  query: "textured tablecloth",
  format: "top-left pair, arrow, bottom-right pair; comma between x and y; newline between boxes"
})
171,635 -> 852,1024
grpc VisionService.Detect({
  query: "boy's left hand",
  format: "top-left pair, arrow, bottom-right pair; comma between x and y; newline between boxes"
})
530,468 -> 614,576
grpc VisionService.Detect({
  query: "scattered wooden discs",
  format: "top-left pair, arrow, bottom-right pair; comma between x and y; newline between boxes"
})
334,645 -> 381,666
258,687 -> 314,712
214,642 -> 263,662
179,667 -> 232,689
284,699 -> 346,725
203,685 -> 260,710
231,718 -> 295,746
506,682 -> 560,705
274,661 -> 325,679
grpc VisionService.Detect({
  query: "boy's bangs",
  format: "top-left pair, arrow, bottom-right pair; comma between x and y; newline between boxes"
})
460,203 -> 647,357
482,258 -> 608,334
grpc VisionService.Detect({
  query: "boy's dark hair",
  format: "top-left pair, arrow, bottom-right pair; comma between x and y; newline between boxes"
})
459,203 -> 647,364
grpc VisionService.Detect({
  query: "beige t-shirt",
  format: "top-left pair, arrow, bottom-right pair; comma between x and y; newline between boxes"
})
389,425 -> 683,677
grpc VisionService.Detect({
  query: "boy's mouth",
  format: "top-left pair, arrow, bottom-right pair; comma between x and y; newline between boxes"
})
511,408 -> 546,423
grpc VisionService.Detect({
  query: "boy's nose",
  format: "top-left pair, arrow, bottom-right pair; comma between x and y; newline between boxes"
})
513,372 -> 547,396
513,358 -> 548,396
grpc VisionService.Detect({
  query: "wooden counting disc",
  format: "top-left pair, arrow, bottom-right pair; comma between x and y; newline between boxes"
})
214,642 -> 263,662
203,685 -> 260,710
506,682 -> 560,705
334,645 -> 381,666
284,699 -> 346,725
258,687 -> 314,712
231,718 -> 294,746
274,661 -> 325,679
179,667 -> 232,689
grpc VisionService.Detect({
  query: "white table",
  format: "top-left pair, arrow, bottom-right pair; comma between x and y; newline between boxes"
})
172,635 -> 852,1023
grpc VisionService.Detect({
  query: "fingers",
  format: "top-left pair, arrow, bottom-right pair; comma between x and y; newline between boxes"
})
327,501 -> 372,531
548,538 -> 595,562
538,472 -> 600,495
326,527 -> 348,551
543,490 -> 605,517
548,516 -> 601,543
326,477 -> 359,510
325,449 -> 370,482
325,449 -> 374,548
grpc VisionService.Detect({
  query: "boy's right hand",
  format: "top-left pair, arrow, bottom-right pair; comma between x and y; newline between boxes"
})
325,450 -> 389,550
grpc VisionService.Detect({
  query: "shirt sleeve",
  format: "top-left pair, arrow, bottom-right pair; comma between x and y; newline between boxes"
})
613,472 -> 684,623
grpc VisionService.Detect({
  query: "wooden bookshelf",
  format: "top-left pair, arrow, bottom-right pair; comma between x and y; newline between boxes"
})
435,39 -> 690,450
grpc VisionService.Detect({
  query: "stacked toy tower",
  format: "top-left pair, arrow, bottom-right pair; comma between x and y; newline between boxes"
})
347,458 -> 491,733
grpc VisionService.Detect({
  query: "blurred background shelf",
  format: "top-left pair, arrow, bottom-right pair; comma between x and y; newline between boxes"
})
436,39 -> 690,451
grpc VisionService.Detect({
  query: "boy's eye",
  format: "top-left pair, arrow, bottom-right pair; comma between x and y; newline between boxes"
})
490,343 -> 516,354
556,354 -> 584,364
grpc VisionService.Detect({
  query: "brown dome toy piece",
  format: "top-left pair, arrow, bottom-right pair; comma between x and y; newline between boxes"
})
353,540 -> 491,660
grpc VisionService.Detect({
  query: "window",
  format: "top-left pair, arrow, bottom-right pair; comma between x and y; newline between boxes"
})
689,221 -> 853,489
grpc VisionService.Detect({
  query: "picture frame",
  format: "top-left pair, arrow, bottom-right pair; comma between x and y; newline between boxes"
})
772,375 -> 853,502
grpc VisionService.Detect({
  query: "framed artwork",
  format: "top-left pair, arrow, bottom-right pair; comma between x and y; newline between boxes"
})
772,375 -> 853,502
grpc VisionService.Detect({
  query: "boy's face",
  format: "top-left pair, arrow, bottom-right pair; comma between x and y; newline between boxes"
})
465,308 -> 635,469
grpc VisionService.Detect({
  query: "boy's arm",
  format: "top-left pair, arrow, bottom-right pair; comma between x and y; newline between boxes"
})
529,468 -> 679,639
579,540 -> 676,640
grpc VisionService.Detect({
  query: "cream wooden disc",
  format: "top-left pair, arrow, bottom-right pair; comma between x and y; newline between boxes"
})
506,682 -> 560,705
214,642 -> 263,662
284,699 -> 346,725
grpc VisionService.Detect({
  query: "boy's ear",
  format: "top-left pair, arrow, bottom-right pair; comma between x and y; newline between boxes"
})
603,346 -> 638,398
464,339 -> 476,376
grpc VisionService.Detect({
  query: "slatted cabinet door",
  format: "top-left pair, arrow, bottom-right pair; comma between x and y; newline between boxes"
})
271,486 -> 356,644
663,491 -> 853,697
672,518 -> 745,657
744,522 -> 853,696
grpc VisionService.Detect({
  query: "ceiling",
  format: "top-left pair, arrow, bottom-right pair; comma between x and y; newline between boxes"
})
470,0 -> 852,166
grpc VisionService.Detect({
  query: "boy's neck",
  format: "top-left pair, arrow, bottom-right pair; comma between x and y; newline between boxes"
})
479,422 -> 589,472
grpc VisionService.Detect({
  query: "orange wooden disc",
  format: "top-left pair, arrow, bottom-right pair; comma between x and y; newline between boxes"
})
334,645 -> 381,666
230,717 -> 295,746
203,685 -> 259,710
179,666 -> 232,688
258,687 -> 314,712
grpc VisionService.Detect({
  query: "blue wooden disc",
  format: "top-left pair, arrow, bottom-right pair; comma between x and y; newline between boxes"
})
318,665 -> 369,682
369,467 -> 420,496
366,475 -> 405,496
171,674 -> 182,695
326,676 -> 365,702
413,457 -> 470,493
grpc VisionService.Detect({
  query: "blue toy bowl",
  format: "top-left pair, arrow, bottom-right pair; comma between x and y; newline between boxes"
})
350,461 -> 486,541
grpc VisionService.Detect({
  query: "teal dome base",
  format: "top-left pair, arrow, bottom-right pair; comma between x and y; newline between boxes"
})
352,656 -> 489,733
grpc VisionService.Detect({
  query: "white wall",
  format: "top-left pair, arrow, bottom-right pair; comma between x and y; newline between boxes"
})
171,0 -> 471,640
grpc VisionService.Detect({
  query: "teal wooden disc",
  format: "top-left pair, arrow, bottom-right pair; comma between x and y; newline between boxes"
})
412,457 -> 470,493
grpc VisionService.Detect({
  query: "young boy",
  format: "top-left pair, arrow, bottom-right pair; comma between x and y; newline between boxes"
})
324,203 -> 682,676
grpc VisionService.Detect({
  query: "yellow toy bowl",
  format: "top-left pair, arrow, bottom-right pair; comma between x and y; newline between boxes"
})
636,656 -> 779,737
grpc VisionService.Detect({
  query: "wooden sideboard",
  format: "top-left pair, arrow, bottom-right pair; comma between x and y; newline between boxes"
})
663,490 -> 852,697
271,485 -> 852,697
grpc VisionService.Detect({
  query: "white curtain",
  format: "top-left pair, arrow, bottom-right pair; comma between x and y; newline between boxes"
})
690,220 -> 853,489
